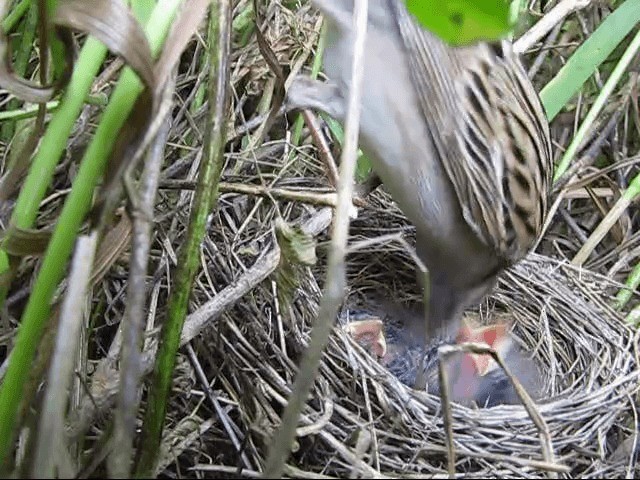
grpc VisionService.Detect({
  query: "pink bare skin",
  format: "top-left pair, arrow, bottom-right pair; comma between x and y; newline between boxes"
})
343,304 -> 542,408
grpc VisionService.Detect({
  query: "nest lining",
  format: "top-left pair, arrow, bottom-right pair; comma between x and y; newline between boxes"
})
178,189 -> 639,478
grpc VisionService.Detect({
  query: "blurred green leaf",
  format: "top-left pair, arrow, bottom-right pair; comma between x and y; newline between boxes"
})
321,114 -> 372,182
232,2 -> 254,34
540,0 -> 640,121
405,0 -> 512,45
355,153 -> 372,181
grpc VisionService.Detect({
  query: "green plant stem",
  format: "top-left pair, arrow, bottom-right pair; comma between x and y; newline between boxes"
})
0,39 -> 109,467
0,94 -> 106,122
540,0 -> 640,123
1,0 -> 31,33
0,0 -> 182,467
134,0 -> 231,475
0,35 -> 108,308
612,171 -> 640,311
553,27 -> 640,181
1,1 -> 37,141
616,260 -> 640,311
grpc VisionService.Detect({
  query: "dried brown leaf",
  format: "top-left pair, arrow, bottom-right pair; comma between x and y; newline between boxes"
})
1,225 -> 53,257
53,0 -> 155,90
90,210 -> 132,286
153,0 -> 210,93
90,87 -> 154,229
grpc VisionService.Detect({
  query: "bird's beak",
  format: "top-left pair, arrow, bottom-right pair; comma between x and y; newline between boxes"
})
456,322 -> 511,376
343,318 -> 387,358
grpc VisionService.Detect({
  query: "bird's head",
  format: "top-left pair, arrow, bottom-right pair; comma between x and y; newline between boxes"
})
455,320 -> 510,375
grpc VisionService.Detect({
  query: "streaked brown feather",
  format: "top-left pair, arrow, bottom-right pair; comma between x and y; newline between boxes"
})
389,0 -> 552,263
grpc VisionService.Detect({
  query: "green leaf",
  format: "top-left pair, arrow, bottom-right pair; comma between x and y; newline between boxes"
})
321,113 -> 372,182
405,0 -> 512,45
540,0 -> 640,121
355,152 -> 372,181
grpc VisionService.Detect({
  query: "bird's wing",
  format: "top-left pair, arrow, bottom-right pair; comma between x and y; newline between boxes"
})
389,0 -> 552,262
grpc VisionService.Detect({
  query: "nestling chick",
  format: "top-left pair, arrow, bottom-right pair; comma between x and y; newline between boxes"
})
288,0 -> 552,389
343,304 -> 542,408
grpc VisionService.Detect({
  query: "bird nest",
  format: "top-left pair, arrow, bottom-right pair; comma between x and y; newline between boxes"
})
173,186 -> 640,478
